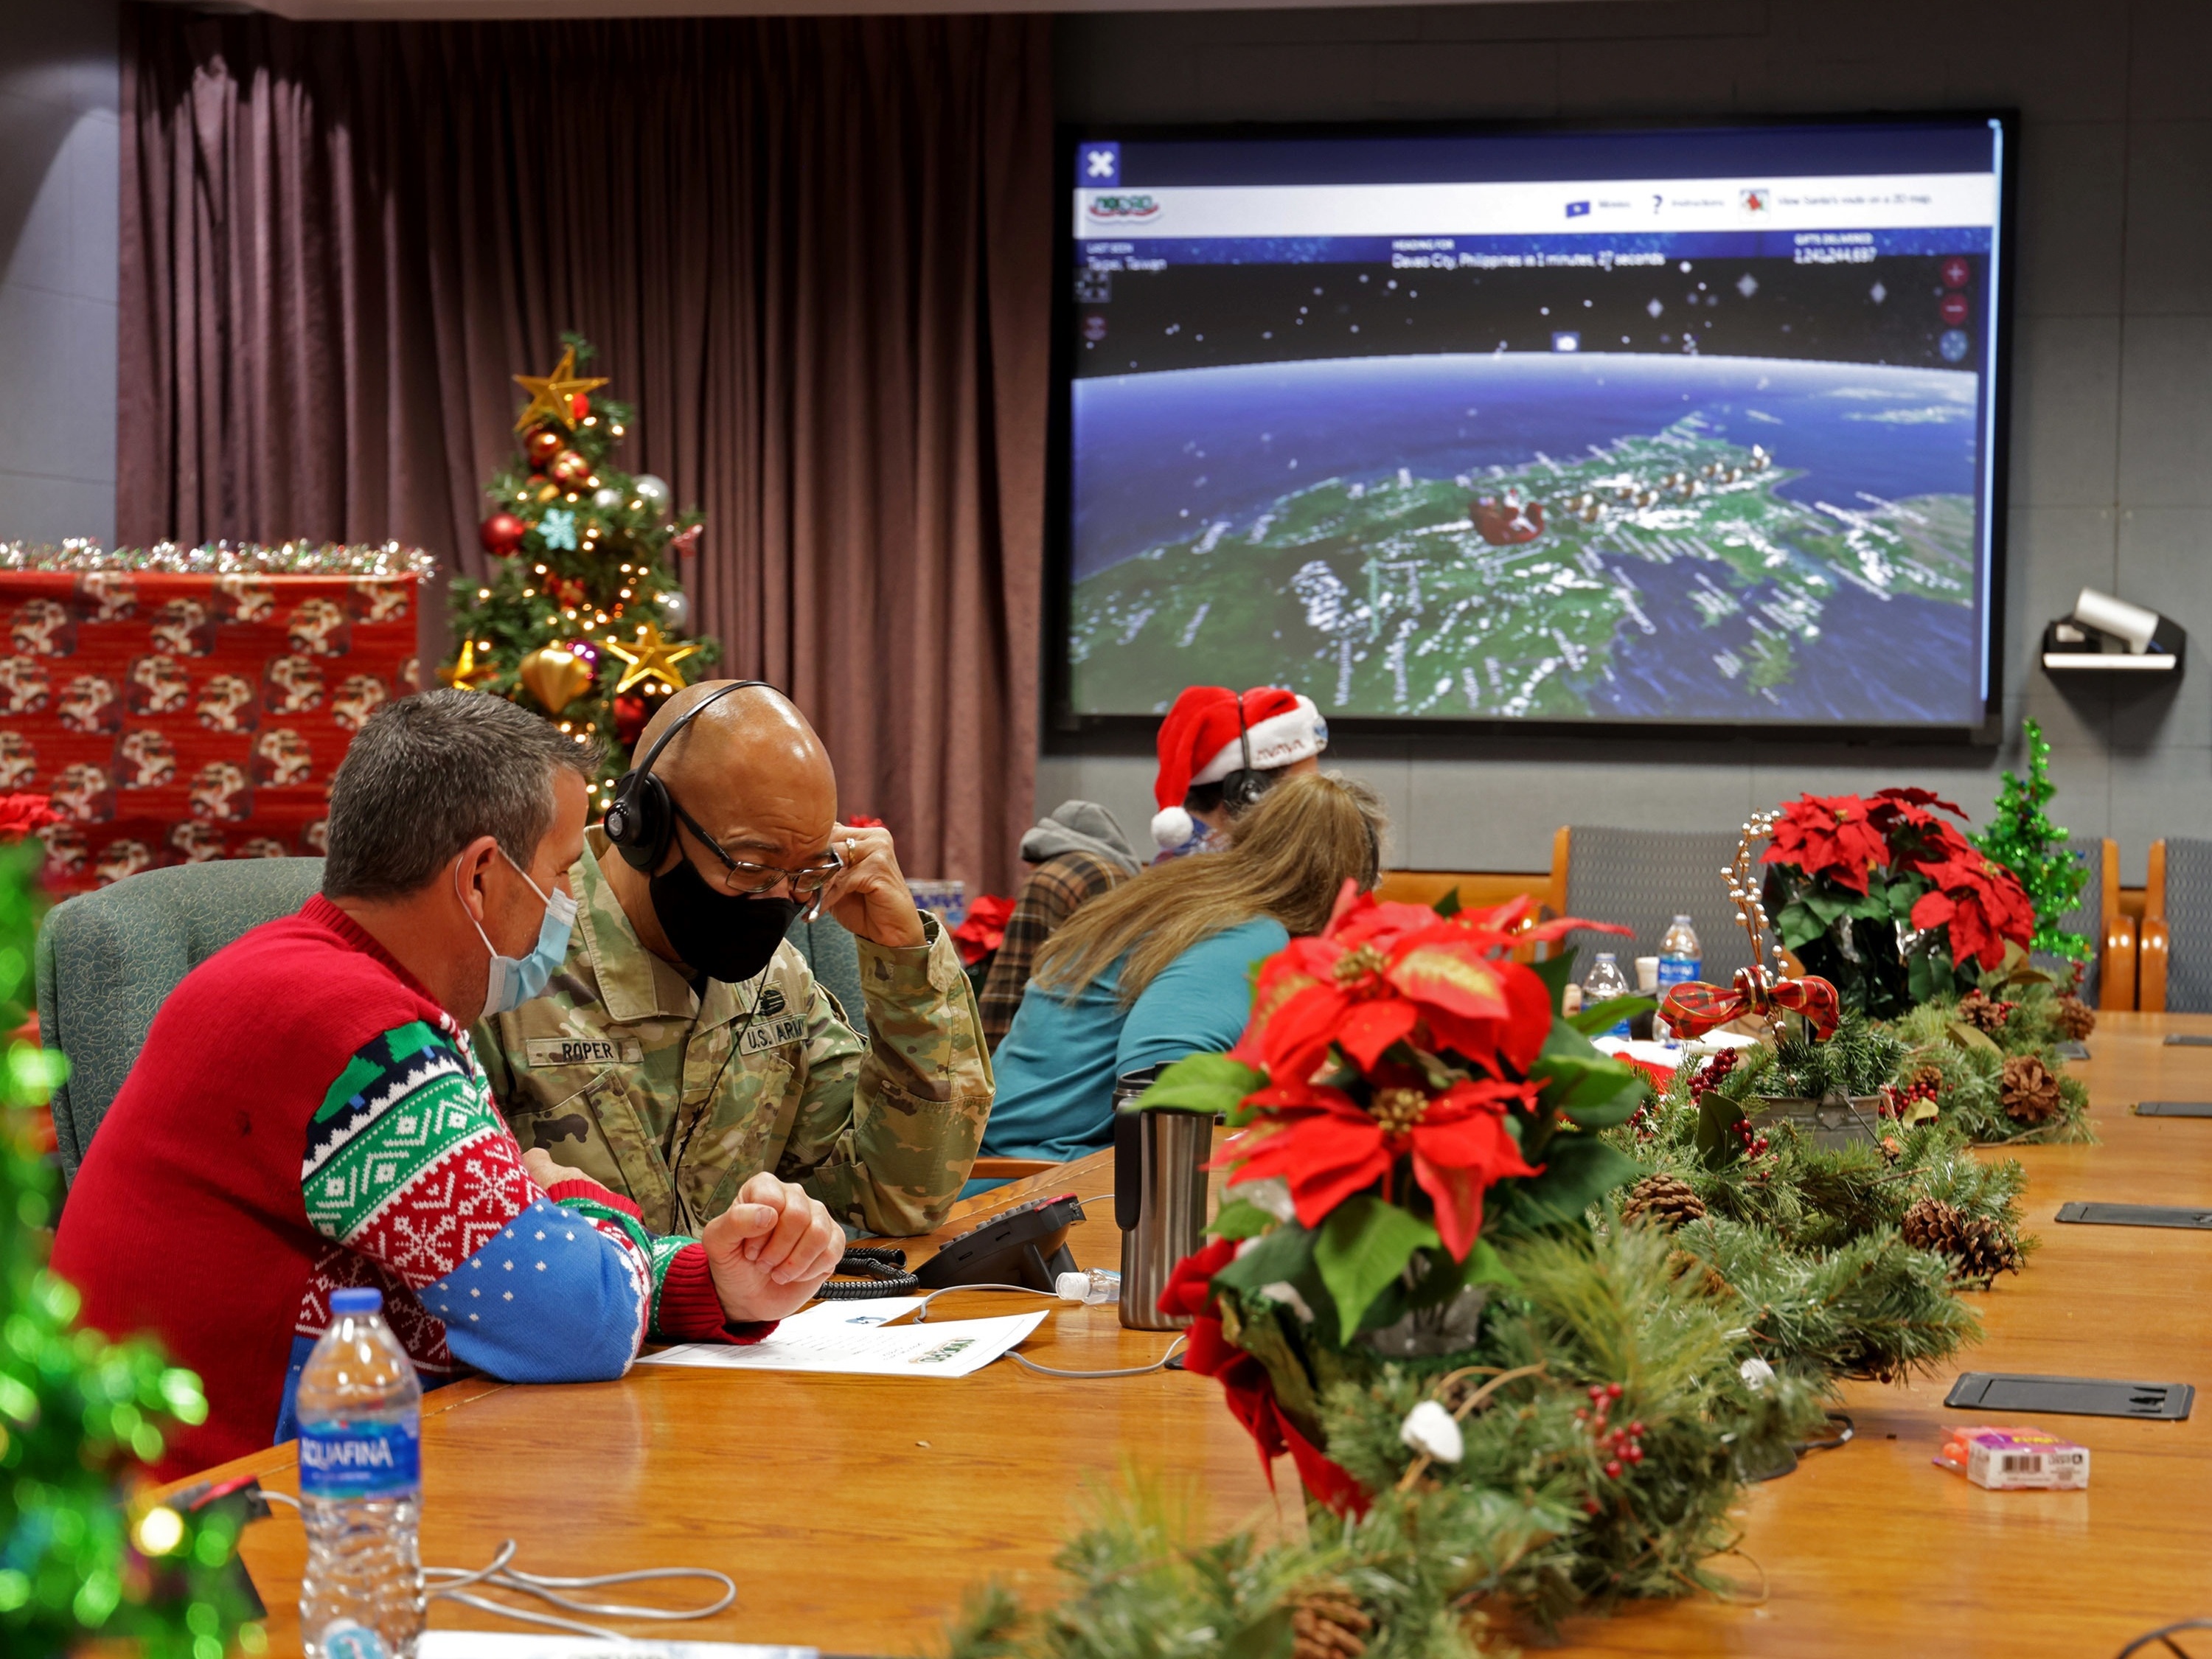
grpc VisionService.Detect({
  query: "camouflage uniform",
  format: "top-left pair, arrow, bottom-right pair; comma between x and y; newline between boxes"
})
476,828 -> 993,1238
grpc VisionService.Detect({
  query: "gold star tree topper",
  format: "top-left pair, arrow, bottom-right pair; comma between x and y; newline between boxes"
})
605,622 -> 703,694
438,636 -> 495,689
512,344 -> 610,433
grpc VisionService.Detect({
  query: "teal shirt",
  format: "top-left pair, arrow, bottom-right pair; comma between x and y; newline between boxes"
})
978,918 -> 1289,1167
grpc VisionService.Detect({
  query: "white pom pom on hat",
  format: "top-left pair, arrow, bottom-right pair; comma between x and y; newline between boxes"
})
1150,804 -> 1197,850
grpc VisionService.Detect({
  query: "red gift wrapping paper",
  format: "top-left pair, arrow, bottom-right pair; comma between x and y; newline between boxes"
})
0,570 -> 420,891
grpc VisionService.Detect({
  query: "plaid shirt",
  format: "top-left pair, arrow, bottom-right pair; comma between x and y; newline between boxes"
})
978,849 -> 1132,1049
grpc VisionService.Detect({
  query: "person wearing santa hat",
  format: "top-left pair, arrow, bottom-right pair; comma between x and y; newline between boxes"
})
1150,685 -> 1330,860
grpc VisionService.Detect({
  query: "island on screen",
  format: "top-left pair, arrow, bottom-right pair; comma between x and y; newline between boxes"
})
1058,117 -> 2012,733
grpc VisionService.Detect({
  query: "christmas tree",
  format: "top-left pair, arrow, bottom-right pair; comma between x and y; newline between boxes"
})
0,803 -> 262,1658
442,335 -> 715,810
1973,718 -> 2090,964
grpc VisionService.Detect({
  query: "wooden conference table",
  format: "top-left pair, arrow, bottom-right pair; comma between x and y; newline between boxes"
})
200,1012 -> 2212,1656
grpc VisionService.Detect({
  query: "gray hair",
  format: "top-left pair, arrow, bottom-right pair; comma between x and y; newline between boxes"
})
321,689 -> 602,901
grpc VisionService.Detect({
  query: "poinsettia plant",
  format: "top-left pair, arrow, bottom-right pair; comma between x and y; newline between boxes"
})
1761,788 -> 2034,1018
1135,887 -> 1648,1354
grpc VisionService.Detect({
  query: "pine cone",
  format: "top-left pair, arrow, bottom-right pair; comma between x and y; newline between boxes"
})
1955,990 -> 2012,1034
2000,1054 -> 2062,1125
1289,1581 -> 1373,1659
1666,1249 -> 1733,1298
1621,1172 -> 1707,1229
2053,992 -> 2097,1040
1901,1195 -> 2023,1284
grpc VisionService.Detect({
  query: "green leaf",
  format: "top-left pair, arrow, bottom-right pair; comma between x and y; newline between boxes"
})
1887,877 -> 1924,919
1530,950 -> 1579,1015
1803,888 -> 1854,926
1531,1048 -> 1644,1116
1947,1020 -> 2000,1055
1130,1052 -> 1262,1118
1559,1074 -> 1649,1131
1568,995 -> 1655,1035
1210,1221 -> 1316,1300
1775,899 -> 1826,950
1314,1196 -> 1439,1334
1209,1198 -> 1278,1240
1694,1090 -> 1747,1169
1458,1236 -> 1519,1292
1431,886 -> 1463,919
1511,1136 -> 1644,1226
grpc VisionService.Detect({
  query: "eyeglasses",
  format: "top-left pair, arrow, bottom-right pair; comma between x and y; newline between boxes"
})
670,799 -> 843,897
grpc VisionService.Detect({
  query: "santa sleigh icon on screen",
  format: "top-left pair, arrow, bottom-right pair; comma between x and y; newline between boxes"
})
1470,490 -> 1546,546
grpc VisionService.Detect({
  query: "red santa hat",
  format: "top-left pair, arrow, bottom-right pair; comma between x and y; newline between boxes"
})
1150,685 -> 1329,849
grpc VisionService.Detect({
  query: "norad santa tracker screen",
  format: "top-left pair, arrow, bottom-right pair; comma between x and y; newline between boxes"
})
1057,118 -> 2012,732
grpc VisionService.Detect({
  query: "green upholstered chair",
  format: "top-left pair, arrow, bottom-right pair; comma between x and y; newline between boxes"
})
783,912 -> 865,1027
37,858 -> 327,1185
33,852 -> 873,1186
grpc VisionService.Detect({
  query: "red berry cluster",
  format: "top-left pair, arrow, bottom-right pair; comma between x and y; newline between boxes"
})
1573,1382 -> 1646,1513
1879,1076 -> 1939,1119
1731,1117 -> 1773,1160
1688,1048 -> 1739,1099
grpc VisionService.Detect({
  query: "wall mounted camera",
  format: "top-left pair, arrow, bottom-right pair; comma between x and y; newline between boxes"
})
2042,587 -> 2185,676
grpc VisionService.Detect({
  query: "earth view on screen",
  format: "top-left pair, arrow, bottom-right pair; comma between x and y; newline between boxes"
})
1068,352 -> 1982,725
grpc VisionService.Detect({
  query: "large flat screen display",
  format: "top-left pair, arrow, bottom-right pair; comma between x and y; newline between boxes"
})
1056,117 -> 2013,732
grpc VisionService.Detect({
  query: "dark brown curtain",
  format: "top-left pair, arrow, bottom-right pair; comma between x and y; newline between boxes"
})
118,6 -> 1052,891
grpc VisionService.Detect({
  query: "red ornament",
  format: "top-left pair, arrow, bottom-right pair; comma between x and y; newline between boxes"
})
479,511 -> 528,556
525,428 -> 564,469
613,694 -> 649,747
549,450 -> 591,488
546,574 -> 586,609
569,391 -> 591,421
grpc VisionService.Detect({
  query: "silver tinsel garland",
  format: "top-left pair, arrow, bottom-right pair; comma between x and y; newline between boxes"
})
0,539 -> 437,577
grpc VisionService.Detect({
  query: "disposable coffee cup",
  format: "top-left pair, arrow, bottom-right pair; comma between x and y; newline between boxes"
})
1635,956 -> 1660,993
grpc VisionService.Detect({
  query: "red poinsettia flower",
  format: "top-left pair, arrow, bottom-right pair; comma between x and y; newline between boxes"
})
0,794 -> 60,844
1871,786 -> 1967,821
1225,1075 -> 1542,1260
950,893 -> 1016,965
1908,849 -> 2034,970
1763,793 -> 1890,894
1234,886 -> 1595,1086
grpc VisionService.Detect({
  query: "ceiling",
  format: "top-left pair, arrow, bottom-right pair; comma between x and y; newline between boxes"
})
242,0 -> 1620,18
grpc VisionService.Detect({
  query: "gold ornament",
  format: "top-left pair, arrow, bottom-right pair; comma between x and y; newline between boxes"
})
439,637 -> 494,689
517,642 -> 594,713
605,622 -> 701,694
512,344 -> 610,434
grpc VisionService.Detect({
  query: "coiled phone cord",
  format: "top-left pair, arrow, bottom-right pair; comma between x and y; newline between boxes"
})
813,1244 -> 922,1298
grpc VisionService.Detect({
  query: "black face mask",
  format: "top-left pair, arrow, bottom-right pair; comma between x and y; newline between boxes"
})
647,855 -> 803,985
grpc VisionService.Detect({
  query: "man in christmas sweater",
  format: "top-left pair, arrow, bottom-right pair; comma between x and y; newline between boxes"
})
53,691 -> 846,1480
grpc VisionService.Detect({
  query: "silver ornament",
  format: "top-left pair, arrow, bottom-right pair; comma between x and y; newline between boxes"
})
632,474 -> 671,519
591,486 -> 623,512
659,588 -> 691,632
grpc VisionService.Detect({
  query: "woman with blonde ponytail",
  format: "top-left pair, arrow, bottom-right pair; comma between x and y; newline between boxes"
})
976,771 -> 1387,1169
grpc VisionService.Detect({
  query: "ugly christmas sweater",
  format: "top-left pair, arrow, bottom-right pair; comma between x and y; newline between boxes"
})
53,894 -> 755,1481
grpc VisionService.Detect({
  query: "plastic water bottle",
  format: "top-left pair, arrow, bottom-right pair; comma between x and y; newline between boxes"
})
1582,952 -> 1632,1040
1654,915 -> 1703,1046
297,1288 -> 424,1659
1056,1267 -> 1122,1305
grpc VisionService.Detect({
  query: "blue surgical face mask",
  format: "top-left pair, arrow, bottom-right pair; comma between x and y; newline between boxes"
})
459,847 -> 577,1016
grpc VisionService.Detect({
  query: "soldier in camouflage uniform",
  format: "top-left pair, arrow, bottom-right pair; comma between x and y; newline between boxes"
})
477,682 -> 992,1239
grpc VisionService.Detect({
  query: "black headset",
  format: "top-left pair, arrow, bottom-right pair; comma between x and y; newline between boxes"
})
602,679 -> 780,871
1217,695 -> 1273,815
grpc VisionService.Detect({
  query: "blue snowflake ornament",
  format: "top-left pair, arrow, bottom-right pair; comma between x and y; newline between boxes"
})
538,508 -> 579,552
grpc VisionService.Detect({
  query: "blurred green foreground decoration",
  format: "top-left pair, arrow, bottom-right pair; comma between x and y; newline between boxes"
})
0,826 -> 263,1658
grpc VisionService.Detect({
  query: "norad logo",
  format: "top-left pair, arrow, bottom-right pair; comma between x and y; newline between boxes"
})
1086,193 -> 1160,224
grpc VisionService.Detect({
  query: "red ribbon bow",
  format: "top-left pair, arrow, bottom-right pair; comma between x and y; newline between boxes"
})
1659,966 -> 1840,1040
